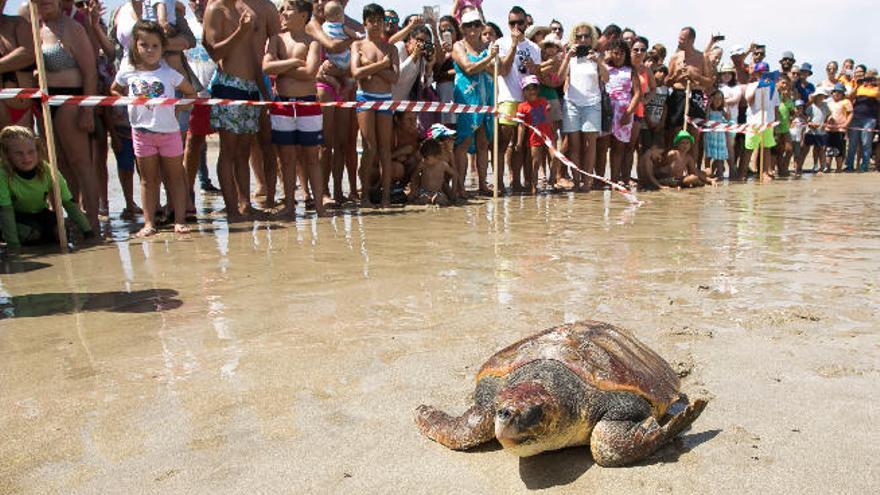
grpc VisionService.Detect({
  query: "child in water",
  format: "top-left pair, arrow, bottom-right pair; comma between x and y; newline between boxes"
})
111,20 -> 196,237
667,131 -> 716,188
517,75 -> 552,195
391,112 -> 423,184
703,90 -> 730,179
408,137 -> 458,206
0,126 -> 93,253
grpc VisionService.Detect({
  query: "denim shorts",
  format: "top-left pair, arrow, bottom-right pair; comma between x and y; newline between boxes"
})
562,100 -> 601,134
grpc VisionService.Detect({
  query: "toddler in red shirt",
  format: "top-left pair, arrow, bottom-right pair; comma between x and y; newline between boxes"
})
516,75 -> 552,194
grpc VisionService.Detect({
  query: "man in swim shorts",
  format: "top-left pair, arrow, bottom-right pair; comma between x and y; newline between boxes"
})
203,0 -> 263,218
666,27 -> 713,154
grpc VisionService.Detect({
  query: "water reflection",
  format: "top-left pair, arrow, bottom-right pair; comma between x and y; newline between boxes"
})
0,288 -> 182,319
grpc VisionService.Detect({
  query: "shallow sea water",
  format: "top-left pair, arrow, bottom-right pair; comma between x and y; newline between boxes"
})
1,173 -> 878,493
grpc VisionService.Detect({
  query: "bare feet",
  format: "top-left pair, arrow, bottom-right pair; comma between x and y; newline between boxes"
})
134,226 -> 158,238
557,178 -> 574,190
761,173 -> 774,182
174,224 -> 191,234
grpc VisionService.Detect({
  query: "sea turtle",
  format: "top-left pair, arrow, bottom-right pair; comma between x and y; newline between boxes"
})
414,321 -> 708,466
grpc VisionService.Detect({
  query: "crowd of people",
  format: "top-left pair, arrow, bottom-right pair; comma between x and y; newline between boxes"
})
0,0 -> 878,251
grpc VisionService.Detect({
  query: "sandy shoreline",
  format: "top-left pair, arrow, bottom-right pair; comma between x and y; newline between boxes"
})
1,174 -> 878,493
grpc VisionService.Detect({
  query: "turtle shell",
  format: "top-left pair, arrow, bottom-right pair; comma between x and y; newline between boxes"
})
476,321 -> 681,417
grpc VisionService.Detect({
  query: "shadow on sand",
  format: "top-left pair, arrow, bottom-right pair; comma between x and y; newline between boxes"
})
0,259 -> 52,274
0,288 -> 183,319
518,428 -> 721,490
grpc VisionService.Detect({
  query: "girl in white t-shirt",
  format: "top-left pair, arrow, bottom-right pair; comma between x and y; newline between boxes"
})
718,65 -> 743,177
110,20 -> 196,237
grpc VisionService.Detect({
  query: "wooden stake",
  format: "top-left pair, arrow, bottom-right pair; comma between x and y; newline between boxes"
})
682,80 -> 691,133
27,2 -> 68,251
759,87 -> 765,180
492,54 -> 499,200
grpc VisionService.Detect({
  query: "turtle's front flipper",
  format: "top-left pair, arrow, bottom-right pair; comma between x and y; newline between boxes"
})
589,398 -> 708,467
414,404 -> 495,450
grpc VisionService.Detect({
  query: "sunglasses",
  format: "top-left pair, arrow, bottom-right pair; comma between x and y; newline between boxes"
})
575,34 -> 591,40
781,58 -> 793,62
509,19 -> 526,27
632,47 -> 647,53
385,16 -> 398,24
462,21 -> 483,29
754,52 -> 766,57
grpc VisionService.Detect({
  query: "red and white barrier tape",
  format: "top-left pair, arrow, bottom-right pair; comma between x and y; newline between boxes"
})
689,117 -> 880,134
508,114 -> 642,206
0,88 -> 495,113
688,118 -> 778,134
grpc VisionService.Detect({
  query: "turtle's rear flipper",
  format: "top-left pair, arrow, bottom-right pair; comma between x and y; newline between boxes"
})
414,404 -> 494,450
589,398 -> 707,467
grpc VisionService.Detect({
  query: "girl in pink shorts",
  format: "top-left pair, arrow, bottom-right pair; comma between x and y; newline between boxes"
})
111,20 -> 196,237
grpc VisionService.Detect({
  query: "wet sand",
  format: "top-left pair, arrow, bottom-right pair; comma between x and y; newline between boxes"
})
1,171 -> 879,493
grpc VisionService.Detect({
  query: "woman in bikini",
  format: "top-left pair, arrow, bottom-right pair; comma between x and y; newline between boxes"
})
36,0 -> 100,233
0,0 -> 37,129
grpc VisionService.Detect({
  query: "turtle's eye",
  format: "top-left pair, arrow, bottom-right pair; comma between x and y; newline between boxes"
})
497,408 -> 513,421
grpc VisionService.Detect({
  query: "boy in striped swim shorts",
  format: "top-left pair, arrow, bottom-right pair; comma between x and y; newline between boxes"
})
264,0 -> 328,217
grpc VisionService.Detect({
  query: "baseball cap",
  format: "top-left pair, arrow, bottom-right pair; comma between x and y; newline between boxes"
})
729,45 -> 746,57
719,62 -> 736,73
832,83 -> 846,93
813,87 -> 829,97
428,123 -> 457,139
525,25 -> 550,42
521,74 -> 540,89
780,51 -> 795,60
541,33 -> 563,48
794,99 -> 805,107
459,9 -> 483,26
673,130 -> 695,146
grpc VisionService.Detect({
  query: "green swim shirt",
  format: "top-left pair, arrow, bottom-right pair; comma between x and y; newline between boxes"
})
776,99 -> 794,134
0,163 -> 73,214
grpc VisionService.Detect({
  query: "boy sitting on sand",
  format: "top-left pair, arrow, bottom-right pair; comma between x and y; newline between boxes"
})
408,137 -> 458,206
666,131 -> 716,188
637,145 -> 673,190
391,112 -> 423,182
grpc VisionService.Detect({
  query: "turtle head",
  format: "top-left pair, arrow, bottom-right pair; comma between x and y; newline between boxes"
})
494,382 -> 565,457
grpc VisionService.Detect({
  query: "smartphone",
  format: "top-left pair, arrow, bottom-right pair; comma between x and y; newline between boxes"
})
442,31 -> 453,45
712,35 -> 726,42
575,45 -> 590,58
422,6 -> 435,22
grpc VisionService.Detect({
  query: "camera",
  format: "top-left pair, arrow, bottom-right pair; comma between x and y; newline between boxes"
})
575,45 -> 591,58
421,40 -> 434,58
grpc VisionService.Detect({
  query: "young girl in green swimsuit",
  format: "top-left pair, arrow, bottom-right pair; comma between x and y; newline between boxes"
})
0,126 -> 93,254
